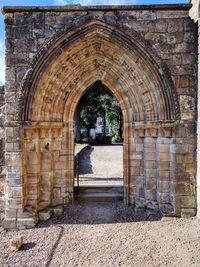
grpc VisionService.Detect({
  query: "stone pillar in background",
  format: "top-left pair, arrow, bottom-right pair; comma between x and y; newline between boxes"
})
0,86 -> 5,222
190,1 -> 200,216
4,122 -> 29,228
197,8 -> 200,218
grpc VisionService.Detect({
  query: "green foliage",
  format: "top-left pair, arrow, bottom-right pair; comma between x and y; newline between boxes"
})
78,81 -> 123,141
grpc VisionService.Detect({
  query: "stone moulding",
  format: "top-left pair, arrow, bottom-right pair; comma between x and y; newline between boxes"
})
133,121 -> 175,137
15,15 -> 180,122
2,4 -> 191,13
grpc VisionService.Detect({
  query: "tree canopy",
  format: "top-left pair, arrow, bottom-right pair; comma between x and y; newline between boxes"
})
77,81 -> 123,142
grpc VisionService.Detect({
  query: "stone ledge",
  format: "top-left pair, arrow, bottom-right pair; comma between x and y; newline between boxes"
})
2,4 -> 191,14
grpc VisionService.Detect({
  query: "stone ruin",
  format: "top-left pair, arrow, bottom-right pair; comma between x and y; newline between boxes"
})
0,2 -> 199,228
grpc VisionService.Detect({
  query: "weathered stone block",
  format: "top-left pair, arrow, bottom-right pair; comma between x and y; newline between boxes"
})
146,177 -> 156,189
159,161 -> 170,171
145,160 -> 156,169
180,95 -> 195,112
3,218 -> 16,229
145,32 -> 177,44
6,53 -> 28,67
53,205 -> 64,216
157,10 -> 188,19
159,171 -> 170,181
155,19 -> 168,32
146,189 -> 156,200
7,198 -> 22,209
174,183 -> 195,195
158,181 -> 170,193
7,187 -> 22,198
181,208 -> 196,218
17,217 -> 38,229
168,20 -> 183,33
39,209 -> 52,221
147,201 -> 159,211
160,203 -> 174,215
138,10 -> 156,20
135,197 -> 146,210
52,197 -> 64,206
159,193 -> 171,204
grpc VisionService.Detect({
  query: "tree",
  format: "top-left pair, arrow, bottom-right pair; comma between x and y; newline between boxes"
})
78,81 -> 123,142
100,93 -> 123,141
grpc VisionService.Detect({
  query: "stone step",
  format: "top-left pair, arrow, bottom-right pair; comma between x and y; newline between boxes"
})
75,192 -> 124,202
75,186 -> 124,194
74,186 -> 124,202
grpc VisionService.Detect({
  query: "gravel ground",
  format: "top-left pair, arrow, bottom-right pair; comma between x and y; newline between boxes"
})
0,202 -> 200,267
76,145 -> 123,186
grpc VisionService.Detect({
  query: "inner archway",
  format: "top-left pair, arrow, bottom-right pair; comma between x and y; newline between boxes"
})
74,81 -> 124,202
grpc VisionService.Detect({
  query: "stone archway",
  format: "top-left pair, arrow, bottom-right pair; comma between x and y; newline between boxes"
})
5,18 -> 181,227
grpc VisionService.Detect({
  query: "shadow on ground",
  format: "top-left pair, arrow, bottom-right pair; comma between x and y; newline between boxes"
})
21,242 -> 36,251
38,202 -> 161,229
78,146 -> 94,175
44,225 -> 64,267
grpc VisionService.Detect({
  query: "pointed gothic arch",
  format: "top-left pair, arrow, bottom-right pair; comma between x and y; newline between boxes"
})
16,18 -> 179,123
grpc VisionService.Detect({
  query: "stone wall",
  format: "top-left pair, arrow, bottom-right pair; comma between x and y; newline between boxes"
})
3,6 -> 197,101
0,85 -> 5,222
190,0 -> 200,217
1,4 -> 198,228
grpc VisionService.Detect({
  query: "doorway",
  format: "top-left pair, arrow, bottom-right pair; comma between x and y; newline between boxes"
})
74,81 -> 124,202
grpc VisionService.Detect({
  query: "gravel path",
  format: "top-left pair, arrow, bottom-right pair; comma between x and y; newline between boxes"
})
76,145 -> 123,186
0,202 -> 200,267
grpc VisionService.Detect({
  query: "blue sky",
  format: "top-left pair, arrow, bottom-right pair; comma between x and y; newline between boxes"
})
0,0 -> 189,84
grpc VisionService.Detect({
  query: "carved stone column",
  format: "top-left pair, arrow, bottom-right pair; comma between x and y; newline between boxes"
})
129,127 -> 144,209
132,122 -> 175,215
144,128 -> 158,214
156,127 -> 174,215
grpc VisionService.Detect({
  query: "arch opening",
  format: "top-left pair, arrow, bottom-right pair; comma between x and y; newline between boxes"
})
73,81 -> 124,201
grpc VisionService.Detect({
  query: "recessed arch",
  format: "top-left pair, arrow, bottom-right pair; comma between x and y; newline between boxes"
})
16,18 -> 180,123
